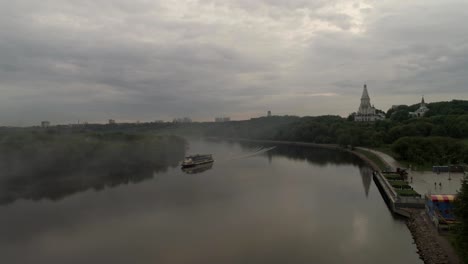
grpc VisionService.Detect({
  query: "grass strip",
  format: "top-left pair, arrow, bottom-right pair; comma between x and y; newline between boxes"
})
355,149 -> 388,171
396,189 -> 421,197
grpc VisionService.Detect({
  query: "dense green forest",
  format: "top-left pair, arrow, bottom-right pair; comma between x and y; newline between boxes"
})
0,131 -> 186,204
198,100 -> 468,165
387,99 -> 468,121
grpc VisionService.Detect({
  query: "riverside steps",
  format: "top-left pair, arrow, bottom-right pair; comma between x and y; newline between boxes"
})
372,171 -> 424,217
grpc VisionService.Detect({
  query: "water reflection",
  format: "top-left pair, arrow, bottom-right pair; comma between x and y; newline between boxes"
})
0,155 -> 184,205
359,166 -> 373,197
235,142 -> 362,167
0,139 -> 421,264
0,140 -> 375,205
181,162 -> 214,174
1,166 -> 181,206
233,142 -> 372,197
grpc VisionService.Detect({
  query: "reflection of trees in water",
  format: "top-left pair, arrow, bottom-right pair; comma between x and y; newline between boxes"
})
233,141 -> 362,166
181,162 -> 214,174
358,166 -> 373,198
235,142 -> 373,196
266,145 -> 362,167
273,146 -> 374,197
0,134 -> 186,205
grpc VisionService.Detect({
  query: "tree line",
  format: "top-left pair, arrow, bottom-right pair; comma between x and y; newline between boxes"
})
199,100 -> 468,165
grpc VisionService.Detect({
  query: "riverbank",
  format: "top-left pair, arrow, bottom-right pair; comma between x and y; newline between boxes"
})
210,138 -> 462,264
353,147 -> 462,264
214,137 -> 342,150
408,210 -> 461,264
214,138 -> 387,171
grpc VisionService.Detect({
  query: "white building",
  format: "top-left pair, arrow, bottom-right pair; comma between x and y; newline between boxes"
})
41,121 -> 50,128
409,97 -> 429,117
354,84 -> 385,122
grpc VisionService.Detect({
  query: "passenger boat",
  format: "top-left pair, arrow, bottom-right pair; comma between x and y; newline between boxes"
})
181,154 -> 214,168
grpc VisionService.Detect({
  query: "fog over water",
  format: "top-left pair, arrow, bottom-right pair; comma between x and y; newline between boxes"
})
0,139 -> 422,264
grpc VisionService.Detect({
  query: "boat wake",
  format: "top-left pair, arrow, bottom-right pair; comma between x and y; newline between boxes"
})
224,146 -> 276,161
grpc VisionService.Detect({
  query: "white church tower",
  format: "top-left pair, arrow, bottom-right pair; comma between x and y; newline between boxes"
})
409,96 -> 429,117
354,84 -> 385,122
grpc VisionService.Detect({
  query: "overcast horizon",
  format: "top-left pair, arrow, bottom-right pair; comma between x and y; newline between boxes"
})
1,0 -> 468,126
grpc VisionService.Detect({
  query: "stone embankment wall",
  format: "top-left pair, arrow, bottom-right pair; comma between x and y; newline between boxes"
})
407,210 -> 459,264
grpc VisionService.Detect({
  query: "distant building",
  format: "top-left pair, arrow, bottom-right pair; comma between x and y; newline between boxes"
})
215,117 -> 231,122
41,121 -> 50,128
267,111 -> 271,117
108,119 -> 116,124
354,84 -> 385,122
173,117 -> 192,123
409,96 -> 429,117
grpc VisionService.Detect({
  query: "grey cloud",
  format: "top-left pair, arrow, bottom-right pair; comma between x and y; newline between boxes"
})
315,13 -> 353,30
0,0 -> 467,124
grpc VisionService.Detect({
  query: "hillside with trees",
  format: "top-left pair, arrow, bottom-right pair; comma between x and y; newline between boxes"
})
200,100 -> 468,166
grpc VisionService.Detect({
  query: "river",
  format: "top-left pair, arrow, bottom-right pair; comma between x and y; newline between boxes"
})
0,138 -> 422,264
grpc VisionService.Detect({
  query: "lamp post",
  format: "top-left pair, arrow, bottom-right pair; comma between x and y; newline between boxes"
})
448,163 -> 451,181
449,159 -> 461,181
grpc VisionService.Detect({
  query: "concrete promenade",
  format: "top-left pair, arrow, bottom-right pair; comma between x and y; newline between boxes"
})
358,147 -> 464,195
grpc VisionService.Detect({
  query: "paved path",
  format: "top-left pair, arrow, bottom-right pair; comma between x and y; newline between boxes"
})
357,148 -> 463,195
357,147 -> 403,169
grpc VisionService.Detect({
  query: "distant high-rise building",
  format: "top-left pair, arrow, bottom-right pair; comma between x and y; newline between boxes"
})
41,121 -> 50,128
354,84 -> 385,122
267,111 -> 271,117
108,119 -> 116,124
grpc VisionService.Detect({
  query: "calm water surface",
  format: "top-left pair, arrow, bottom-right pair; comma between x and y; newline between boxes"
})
0,139 -> 422,264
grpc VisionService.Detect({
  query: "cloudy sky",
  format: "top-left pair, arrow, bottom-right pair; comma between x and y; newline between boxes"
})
1,0 -> 467,125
